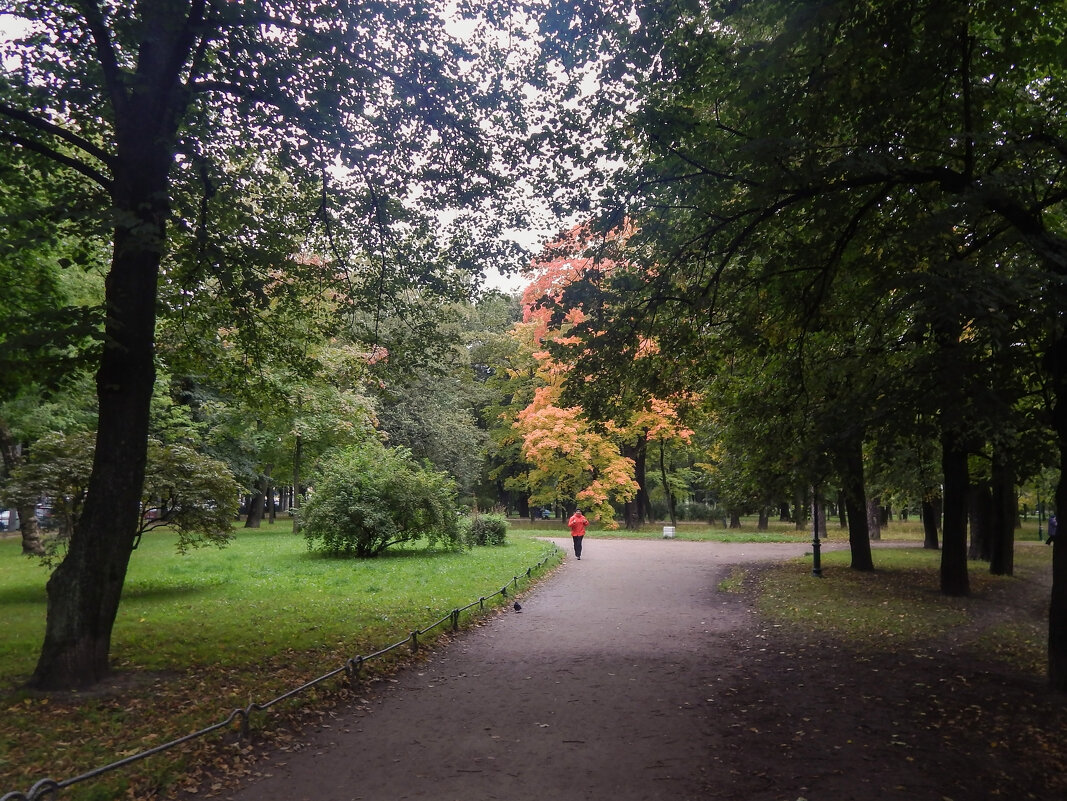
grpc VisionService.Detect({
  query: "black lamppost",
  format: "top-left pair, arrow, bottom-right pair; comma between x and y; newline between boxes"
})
812,489 -> 823,578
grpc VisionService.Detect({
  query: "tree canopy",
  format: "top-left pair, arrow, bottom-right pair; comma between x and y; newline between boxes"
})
559,0 -> 1067,688
0,0 -> 563,690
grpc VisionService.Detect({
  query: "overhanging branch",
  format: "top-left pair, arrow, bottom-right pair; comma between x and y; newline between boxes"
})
0,131 -> 113,191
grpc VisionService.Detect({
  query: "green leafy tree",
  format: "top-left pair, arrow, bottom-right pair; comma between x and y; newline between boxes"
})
573,0 -> 1067,688
301,442 -> 461,558
1,431 -> 241,552
1,1 -> 543,689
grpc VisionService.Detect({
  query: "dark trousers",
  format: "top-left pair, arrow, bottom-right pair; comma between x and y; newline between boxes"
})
572,535 -> 583,557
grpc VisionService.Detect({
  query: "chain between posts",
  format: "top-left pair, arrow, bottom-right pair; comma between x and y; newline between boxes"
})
1,547 -> 562,801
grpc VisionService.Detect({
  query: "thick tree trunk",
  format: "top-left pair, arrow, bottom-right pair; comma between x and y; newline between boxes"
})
1047,331 -> 1067,692
729,511 -> 741,529
623,439 -> 650,530
940,429 -> 971,597
838,437 -> 874,571
245,485 -> 265,528
921,495 -> 940,550
866,497 -> 881,541
16,504 -> 45,556
989,451 -> 1014,576
757,508 -> 769,531
968,483 -> 992,562
29,195 -> 164,689
836,490 -> 847,528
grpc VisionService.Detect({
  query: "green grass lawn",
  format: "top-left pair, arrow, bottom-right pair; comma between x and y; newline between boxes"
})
0,523 -> 561,800
744,544 -> 1051,674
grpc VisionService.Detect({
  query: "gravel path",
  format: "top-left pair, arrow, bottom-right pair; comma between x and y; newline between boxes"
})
225,538 -> 816,801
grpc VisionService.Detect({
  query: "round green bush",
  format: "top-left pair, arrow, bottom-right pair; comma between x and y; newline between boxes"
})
301,442 -> 461,557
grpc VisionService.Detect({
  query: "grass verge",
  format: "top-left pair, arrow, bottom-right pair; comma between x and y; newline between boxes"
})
727,542 -> 1050,674
0,523 -> 561,800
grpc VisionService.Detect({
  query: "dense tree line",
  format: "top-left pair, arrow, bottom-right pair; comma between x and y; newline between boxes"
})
545,0 -> 1067,689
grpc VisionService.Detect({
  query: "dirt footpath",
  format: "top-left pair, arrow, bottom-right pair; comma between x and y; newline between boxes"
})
225,539 -> 812,801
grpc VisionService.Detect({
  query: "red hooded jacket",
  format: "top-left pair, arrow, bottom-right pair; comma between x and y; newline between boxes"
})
567,511 -> 589,537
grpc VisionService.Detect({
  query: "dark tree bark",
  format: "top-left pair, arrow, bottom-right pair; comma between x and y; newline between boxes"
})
866,497 -> 881,541
989,451 -> 1015,576
29,167 -> 167,689
836,490 -> 847,528
921,495 -> 940,550
793,489 -> 806,531
729,511 -> 741,529
245,483 -> 266,528
968,483 -> 992,562
1046,331 -> 1067,691
837,437 -> 874,571
623,439 -> 650,530
292,432 -> 303,533
659,440 -> 677,526
757,508 -> 769,531
940,429 -> 971,597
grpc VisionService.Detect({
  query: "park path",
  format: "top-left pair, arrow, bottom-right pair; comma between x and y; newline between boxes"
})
225,538 -> 814,801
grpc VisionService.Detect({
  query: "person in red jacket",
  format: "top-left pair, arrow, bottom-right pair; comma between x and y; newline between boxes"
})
567,509 -> 589,560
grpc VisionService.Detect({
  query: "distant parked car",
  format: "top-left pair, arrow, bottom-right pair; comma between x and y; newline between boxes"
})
0,509 -> 10,531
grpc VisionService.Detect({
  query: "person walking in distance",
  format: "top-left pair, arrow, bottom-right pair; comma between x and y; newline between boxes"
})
568,508 -> 589,560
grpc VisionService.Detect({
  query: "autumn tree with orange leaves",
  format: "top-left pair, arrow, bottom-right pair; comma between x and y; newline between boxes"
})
509,223 -> 694,528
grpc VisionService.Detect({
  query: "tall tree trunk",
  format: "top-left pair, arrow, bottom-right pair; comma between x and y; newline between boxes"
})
794,489 -> 806,531
836,490 -> 847,528
29,174 -> 166,689
838,436 -> 874,571
265,464 -> 275,524
1046,330 -> 1067,691
921,494 -> 940,550
940,429 -> 970,597
866,497 -> 881,541
729,511 -> 741,529
659,439 -> 676,526
623,439 -> 650,530
968,483 -> 992,562
245,483 -> 265,528
989,450 -> 1014,576
292,433 -> 303,534
757,508 -> 769,531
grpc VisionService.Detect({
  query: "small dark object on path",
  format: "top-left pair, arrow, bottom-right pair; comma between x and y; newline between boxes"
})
513,601 -> 522,612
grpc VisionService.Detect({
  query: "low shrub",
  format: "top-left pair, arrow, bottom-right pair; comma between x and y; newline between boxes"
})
462,513 -> 509,547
